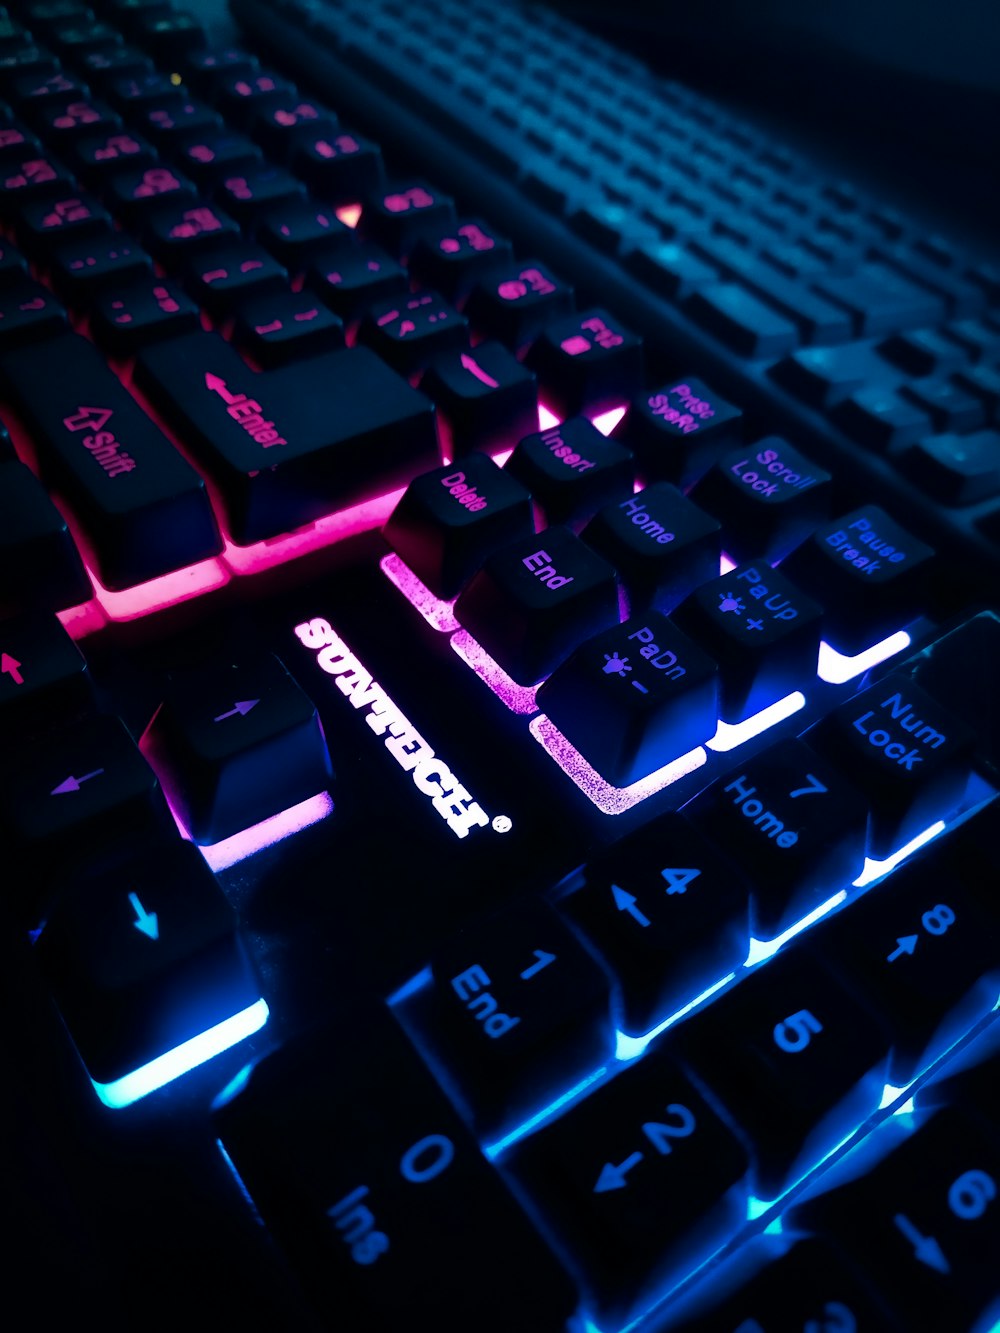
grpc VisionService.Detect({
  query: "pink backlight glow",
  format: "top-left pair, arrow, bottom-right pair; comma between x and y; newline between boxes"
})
529,713 -> 707,815
536,400 -> 627,436
56,598 -> 107,640
196,791 -> 335,872
91,554 -> 231,622
221,486 -> 406,575
335,203 -> 362,228
380,552 -> 460,632
449,629 -> 540,714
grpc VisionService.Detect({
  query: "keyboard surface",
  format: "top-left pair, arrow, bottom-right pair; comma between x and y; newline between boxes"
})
1,0 -> 998,1330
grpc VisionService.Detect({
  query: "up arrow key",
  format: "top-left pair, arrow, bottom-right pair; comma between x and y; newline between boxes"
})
128,891 -> 159,941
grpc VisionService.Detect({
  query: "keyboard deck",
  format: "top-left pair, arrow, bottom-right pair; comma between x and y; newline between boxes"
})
1,0 -> 998,1330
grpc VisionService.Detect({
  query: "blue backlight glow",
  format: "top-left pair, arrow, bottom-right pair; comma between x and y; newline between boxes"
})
817,631 -> 911,685
92,998 -> 269,1109
706,691 -> 806,752
615,974 -> 736,1061
387,966 -> 433,1007
744,892 -> 847,967
483,1065 -> 609,1159
853,820 -> 947,887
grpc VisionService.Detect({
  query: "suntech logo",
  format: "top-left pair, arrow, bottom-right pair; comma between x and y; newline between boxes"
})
294,617 -> 492,840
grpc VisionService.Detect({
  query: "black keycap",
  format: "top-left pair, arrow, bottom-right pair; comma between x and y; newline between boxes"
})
0,609 -> 91,736
688,738 -> 869,938
0,150 -> 74,213
0,278 -> 67,347
510,1042 -> 749,1325
14,189 -> 112,259
880,327 -> 969,376
90,274 -> 200,354
135,97 -> 222,149
505,415 -> 635,525
29,96 -> 121,144
832,386 -> 933,453
952,365 -> 1000,423
184,242 -> 288,317
214,162 -> 306,226
404,898 -> 614,1133
454,526 -> 619,685
0,48 -> 59,94
408,217 -> 514,307
673,560 -> 823,723
11,70 -> 89,112
781,505 -> 934,654
173,128 -> 263,190
614,376 -> 743,488
305,240 -> 407,323
142,199 -> 240,266
290,125 -> 384,204
107,69 -> 186,112
358,288 -> 468,378
906,610 -> 1000,775
581,481 -> 721,615
105,0 -> 172,37
900,377 -> 985,433
671,1238 -> 897,1333
48,20 -> 124,61
382,454 -> 535,600
254,199 -> 352,270
0,119 -> 43,164
537,611 -> 718,786
0,713 -> 173,924
69,126 -> 158,181
769,341 -> 887,409
134,11 -> 207,63
105,163 -> 198,221
0,459 -> 90,613
524,305 -> 643,417
49,230 -> 152,305
466,259 -> 575,355
560,812 -> 750,1034
673,949 -> 889,1196
215,71 -> 297,128
689,435 -> 831,562
789,1108 -> 1000,1331
213,1004 -> 577,1333
625,238 -> 720,301
815,818 -> 1000,1084
360,178 -> 456,259
37,838 -> 259,1087
811,673 -> 975,856
78,45 -> 154,94
684,281 -> 800,357
812,265 -> 943,336
905,429 -> 1000,505
0,332 -> 221,588
176,47 -> 259,97
420,340 -> 537,459
231,289 -> 345,369
140,653 -> 333,844
134,331 -> 438,543
249,95 -> 338,161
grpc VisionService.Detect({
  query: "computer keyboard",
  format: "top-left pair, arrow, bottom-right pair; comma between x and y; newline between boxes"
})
0,0 -> 997,1329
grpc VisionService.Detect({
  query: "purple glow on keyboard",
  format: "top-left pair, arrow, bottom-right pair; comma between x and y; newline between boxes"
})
380,552 -> 460,631
705,691 -> 807,751
335,203 -> 361,229
817,630 -> 911,684
197,791 -> 335,872
221,485 -> 406,574
529,713 -> 707,814
449,629 -> 540,714
720,551 -> 738,574
90,556 -> 231,621
537,402 -> 561,430
590,404 -> 627,435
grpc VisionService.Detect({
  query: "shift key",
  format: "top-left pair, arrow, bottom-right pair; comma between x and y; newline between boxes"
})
0,334 -> 222,590
135,332 -> 439,544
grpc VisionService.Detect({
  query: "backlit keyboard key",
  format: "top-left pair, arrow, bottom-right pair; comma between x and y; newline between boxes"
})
465,258 -> 575,354
1,331 -> 221,587
50,232 -> 152,305
524,306 -> 643,417
674,949 -> 890,1196
673,560 -> 823,723
419,340 -> 538,459
408,218 -> 514,307
684,281 -> 800,358
0,459 -> 90,614
184,243 -> 288,317
581,481 -> 720,614
89,274 -> 199,354
360,178 -> 456,259
232,289 -> 345,368
614,376 -> 743,488
0,609 -> 92,736
455,527 -> 619,685
214,1004 -> 578,1332
142,199 -> 241,266
214,162 -> 306,226
537,610 -> 718,785
38,838 -> 260,1086
810,673 -> 975,856
781,505 -> 934,654
135,331 -> 437,543
140,653 -> 333,844
290,125 -> 384,203
560,812 -> 750,1033
383,454 -> 535,600
358,289 -> 468,378
505,415 -> 635,525
305,239 -> 407,323
688,738 -> 868,938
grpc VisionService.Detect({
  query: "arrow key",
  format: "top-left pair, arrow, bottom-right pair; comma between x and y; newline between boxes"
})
789,1107 -> 1000,1331
37,837 -> 261,1089
0,609 -> 93,737
510,1042 -> 748,1325
140,652 -> 333,844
